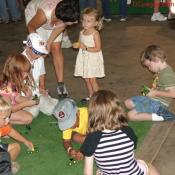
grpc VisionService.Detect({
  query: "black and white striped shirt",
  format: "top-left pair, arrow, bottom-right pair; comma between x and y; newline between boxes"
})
81,126 -> 144,175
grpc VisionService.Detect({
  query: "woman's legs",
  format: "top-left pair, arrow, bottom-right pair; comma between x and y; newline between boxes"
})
10,110 -> 33,125
6,0 -> 21,21
51,42 -> 68,96
0,0 -> 9,22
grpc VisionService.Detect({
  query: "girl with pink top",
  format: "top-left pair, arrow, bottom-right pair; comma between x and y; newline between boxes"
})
0,53 -> 38,125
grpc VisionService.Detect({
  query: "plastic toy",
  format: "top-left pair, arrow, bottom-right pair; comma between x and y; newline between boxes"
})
32,95 -> 40,105
73,41 -> 80,49
67,158 -> 77,166
141,85 -> 150,96
27,146 -> 39,154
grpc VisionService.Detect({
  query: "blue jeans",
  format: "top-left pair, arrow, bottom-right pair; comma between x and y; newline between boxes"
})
119,0 -> 127,17
0,0 -> 21,22
79,0 -> 96,11
101,0 -> 111,19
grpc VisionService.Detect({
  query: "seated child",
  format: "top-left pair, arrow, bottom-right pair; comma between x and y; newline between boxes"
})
125,45 -> 175,121
0,95 -> 34,174
22,33 -> 58,117
53,98 -> 88,160
81,90 -> 159,175
0,53 -> 38,125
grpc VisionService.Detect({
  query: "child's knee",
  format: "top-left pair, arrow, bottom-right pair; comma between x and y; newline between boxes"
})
25,113 -> 33,124
124,99 -> 133,108
9,143 -> 21,154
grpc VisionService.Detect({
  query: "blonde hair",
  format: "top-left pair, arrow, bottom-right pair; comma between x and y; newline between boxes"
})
0,95 -> 11,114
82,7 -> 103,30
140,45 -> 166,65
88,90 -> 128,133
1,53 -> 34,93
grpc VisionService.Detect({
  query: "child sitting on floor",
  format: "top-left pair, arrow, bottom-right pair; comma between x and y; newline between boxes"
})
125,45 -> 175,121
81,90 -> 159,175
22,33 -> 58,117
53,98 -> 88,160
0,53 -> 38,125
0,95 -> 34,174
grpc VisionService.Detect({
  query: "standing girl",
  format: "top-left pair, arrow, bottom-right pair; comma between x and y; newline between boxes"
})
0,53 -> 37,125
74,8 -> 105,102
81,90 -> 159,175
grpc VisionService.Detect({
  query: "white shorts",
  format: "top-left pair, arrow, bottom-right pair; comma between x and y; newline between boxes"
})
137,160 -> 149,175
25,10 -> 63,42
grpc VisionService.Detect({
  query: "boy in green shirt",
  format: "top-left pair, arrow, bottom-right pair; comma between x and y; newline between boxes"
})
125,45 -> 175,121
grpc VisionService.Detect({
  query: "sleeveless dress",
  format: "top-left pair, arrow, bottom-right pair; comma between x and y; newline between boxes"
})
74,30 -> 105,78
25,0 -> 64,42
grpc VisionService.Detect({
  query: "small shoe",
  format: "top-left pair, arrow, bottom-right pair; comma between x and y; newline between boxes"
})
57,83 -> 69,98
102,17 -> 112,22
167,12 -> 175,20
120,17 -> 127,22
11,161 -> 20,174
151,12 -> 167,22
81,97 -> 90,103
61,39 -> 72,48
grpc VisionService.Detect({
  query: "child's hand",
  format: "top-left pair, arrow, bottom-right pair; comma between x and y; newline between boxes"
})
69,148 -> 77,158
25,99 -> 38,107
24,140 -> 34,150
39,88 -> 48,96
75,150 -> 84,161
147,89 -> 158,97
72,41 -> 80,49
79,42 -> 87,50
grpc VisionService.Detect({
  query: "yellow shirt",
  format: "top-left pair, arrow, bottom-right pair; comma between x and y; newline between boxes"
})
63,107 -> 88,140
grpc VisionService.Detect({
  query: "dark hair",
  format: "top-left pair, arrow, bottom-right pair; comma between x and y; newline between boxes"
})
55,1 -> 79,22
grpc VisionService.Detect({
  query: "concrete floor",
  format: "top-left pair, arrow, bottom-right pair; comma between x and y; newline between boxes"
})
1,15 -> 175,174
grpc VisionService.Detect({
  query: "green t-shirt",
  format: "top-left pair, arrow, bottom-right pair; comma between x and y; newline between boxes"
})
152,66 -> 175,106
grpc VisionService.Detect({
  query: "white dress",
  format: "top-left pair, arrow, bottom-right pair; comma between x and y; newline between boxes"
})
74,30 -> 105,78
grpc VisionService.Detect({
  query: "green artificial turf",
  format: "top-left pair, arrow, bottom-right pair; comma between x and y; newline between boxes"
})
2,112 -> 152,175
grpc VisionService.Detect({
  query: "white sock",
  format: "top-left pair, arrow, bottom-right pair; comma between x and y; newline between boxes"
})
152,113 -> 164,121
62,35 -> 69,42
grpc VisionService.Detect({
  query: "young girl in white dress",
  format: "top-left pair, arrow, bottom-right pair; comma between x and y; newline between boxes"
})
74,8 -> 105,101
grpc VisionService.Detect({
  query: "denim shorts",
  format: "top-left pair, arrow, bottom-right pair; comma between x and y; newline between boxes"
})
131,96 -> 175,120
131,96 -> 163,113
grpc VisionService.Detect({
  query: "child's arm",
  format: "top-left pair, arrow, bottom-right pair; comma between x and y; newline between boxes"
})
80,31 -> 101,52
147,87 -> 175,98
12,97 -> 37,112
63,139 -> 84,160
83,156 -> 94,175
8,128 -> 34,150
39,74 -> 48,95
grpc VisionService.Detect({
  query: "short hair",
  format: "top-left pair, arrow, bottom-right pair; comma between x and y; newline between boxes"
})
140,45 -> 166,65
82,7 -> 103,31
55,1 -> 79,22
88,90 -> 128,133
0,95 -> 11,114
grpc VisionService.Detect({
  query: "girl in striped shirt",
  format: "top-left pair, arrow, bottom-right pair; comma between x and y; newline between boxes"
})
81,90 -> 159,175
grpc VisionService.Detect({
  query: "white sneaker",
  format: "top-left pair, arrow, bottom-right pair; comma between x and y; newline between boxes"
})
151,12 -> 167,21
168,12 -> 175,20
102,17 -> 112,22
61,38 -> 72,48
120,17 -> 127,22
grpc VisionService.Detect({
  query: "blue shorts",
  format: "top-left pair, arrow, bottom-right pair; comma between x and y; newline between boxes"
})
131,96 -> 175,120
131,96 -> 163,113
